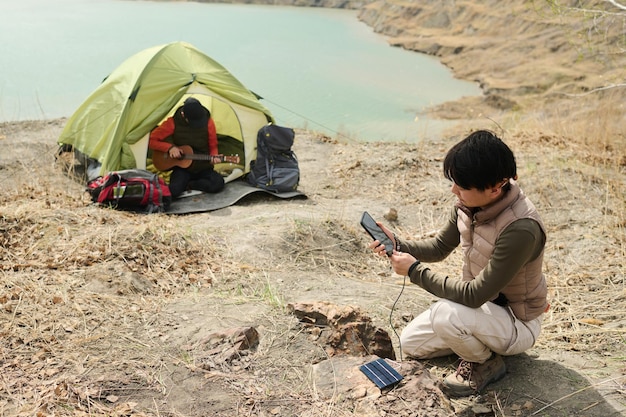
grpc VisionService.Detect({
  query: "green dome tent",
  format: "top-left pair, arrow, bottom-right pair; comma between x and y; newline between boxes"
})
58,41 -> 274,181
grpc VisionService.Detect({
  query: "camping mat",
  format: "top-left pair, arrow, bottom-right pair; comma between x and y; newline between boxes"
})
166,179 -> 306,214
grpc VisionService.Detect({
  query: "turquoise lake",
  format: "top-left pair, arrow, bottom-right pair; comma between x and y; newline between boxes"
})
0,0 -> 481,141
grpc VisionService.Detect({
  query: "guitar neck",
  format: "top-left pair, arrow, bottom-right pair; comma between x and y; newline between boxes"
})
184,154 -> 214,161
181,153 -> 240,164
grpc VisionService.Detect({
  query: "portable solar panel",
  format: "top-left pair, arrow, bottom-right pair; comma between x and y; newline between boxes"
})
359,358 -> 404,389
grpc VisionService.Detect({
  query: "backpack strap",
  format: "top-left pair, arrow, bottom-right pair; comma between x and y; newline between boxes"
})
145,174 -> 165,214
265,154 -> 273,187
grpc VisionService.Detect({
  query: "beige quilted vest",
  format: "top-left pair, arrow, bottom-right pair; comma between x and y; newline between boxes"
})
457,181 -> 548,321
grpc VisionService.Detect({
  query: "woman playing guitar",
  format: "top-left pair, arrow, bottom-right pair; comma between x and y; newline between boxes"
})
149,97 -> 226,198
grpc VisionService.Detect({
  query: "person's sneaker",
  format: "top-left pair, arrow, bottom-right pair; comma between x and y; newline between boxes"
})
442,354 -> 506,397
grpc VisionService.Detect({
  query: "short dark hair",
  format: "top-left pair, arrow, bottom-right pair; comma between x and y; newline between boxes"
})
443,130 -> 517,191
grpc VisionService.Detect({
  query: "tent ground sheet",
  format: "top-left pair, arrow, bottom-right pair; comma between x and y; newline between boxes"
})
166,179 -> 306,214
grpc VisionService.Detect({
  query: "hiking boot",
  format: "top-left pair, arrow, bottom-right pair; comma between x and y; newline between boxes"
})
442,354 -> 506,397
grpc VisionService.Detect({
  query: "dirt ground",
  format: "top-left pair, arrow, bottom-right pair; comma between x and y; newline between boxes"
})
0,115 -> 624,416
1,1 -> 625,415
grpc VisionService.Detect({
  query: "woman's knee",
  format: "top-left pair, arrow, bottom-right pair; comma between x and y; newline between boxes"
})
430,299 -> 470,336
430,299 -> 455,323
398,305 -> 455,359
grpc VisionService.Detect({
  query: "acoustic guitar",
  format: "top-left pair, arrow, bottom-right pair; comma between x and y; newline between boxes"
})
152,145 -> 240,171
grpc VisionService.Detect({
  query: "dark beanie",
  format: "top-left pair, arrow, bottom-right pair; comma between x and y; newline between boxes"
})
183,97 -> 209,128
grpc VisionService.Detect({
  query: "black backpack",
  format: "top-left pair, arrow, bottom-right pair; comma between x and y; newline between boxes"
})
247,124 -> 300,193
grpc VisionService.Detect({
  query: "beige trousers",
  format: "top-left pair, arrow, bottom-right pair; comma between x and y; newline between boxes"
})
399,299 -> 543,363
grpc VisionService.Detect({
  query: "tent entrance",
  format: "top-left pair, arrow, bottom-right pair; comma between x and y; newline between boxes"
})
132,84 -> 250,182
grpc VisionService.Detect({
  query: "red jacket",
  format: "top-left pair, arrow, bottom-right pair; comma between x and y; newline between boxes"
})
149,114 -> 218,156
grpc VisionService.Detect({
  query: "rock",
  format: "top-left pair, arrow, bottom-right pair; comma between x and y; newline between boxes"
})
200,326 -> 260,351
196,326 -> 260,370
310,355 -> 453,417
384,208 -> 398,221
288,301 -> 396,359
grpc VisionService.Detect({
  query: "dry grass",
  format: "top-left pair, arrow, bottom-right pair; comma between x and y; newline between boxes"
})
498,92 -> 626,358
0,139 -> 240,415
0,114 -> 625,415
1,1 -> 626,410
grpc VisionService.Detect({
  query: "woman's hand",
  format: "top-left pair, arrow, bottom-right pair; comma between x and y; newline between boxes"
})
169,146 -> 183,159
365,221 -> 418,276
389,251 -> 418,276
367,222 -> 396,257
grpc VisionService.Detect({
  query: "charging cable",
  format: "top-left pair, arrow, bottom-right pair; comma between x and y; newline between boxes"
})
388,273 -> 408,362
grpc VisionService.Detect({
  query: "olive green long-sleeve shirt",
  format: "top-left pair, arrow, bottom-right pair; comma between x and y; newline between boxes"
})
397,207 -> 546,308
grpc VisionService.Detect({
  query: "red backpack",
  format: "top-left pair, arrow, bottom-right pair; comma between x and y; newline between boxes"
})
87,169 -> 171,213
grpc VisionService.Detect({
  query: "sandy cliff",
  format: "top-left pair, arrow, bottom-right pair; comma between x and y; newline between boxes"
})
358,0 -> 625,126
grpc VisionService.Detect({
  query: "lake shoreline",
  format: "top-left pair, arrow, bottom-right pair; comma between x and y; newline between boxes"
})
138,0 -> 625,145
